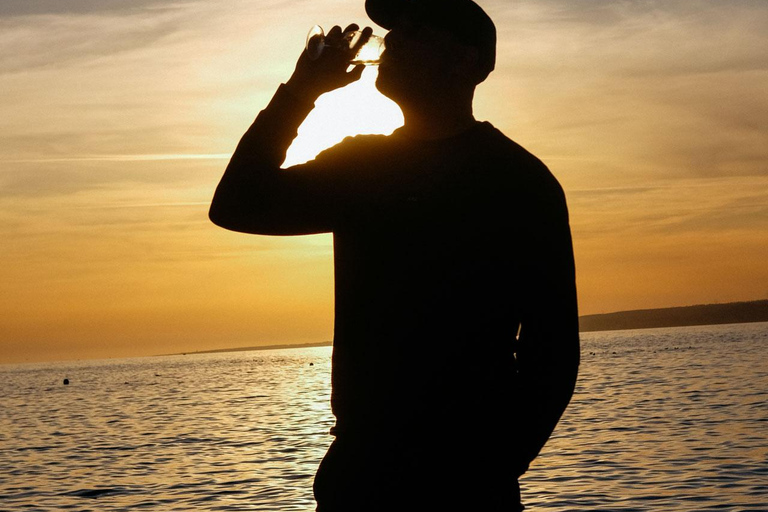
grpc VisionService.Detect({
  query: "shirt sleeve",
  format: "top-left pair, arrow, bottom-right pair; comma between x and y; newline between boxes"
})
209,84 -> 368,236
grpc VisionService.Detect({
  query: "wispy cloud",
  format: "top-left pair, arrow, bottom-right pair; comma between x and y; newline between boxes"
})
3,153 -> 230,163
0,0 -> 198,17
0,4 -> 200,74
482,0 -> 768,183
569,177 -> 768,239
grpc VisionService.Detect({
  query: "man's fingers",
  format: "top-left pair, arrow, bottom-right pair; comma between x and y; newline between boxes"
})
350,26 -> 373,53
326,25 -> 343,45
326,24 -> 361,56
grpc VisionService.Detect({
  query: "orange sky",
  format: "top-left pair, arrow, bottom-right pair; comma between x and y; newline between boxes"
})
1,0 -> 766,364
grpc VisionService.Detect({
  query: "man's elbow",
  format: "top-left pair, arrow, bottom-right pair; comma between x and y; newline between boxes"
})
209,197 -> 285,235
208,200 -> 233,230
208,202 -> 255,233
209,179 -> 252,231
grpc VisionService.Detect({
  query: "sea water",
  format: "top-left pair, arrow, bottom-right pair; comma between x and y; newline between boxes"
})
1,322 -> 766,511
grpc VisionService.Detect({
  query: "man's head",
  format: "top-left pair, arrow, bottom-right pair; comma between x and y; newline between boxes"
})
367,0 -> 496,104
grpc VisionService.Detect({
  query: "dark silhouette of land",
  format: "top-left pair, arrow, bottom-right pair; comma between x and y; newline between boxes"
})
175,300 -> 767,358
173,341 -> 332,356
579,299 -> 768,332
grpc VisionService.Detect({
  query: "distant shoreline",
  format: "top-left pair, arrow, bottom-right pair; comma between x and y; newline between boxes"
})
179,300 -> 768,356
174,341 -> 332,356
579,299 -> 768,333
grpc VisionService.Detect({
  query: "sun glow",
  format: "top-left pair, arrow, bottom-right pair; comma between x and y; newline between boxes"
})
283,66 -> 404,167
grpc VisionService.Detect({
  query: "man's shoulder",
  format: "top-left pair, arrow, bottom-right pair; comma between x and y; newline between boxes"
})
476,122 -> 547,168
475,122 -> 563,194
315,133 -> 393,161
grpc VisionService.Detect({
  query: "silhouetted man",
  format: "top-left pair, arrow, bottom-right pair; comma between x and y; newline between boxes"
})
210,0 -> 579,510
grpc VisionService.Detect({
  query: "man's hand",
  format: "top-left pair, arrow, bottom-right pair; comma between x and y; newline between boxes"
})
286,24 -> 373,102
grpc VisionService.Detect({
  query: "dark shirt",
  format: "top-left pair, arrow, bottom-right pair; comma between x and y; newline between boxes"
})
210,84 -> 579,475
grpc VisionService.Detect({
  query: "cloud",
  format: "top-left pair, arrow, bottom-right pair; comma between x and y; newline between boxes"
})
481,0 -> 768,184
0,6 -> 199,74
567,175 -> 768,314
0,156 -> 222,199
568,177 -> 768,239
0,0 -> 199,17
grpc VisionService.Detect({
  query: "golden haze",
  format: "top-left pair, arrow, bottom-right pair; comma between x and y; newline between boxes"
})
1,0 -> 766,363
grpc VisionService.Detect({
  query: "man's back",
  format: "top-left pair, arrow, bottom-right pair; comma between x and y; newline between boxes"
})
295,121 -> 577,510
301,122 -> 574,439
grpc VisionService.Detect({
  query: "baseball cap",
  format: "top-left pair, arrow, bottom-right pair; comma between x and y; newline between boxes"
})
365,0 -> 496,81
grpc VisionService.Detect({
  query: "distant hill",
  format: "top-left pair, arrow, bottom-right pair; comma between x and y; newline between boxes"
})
579,300 -> 768,332
177,341 -> 331,356
177,301 -> 767,357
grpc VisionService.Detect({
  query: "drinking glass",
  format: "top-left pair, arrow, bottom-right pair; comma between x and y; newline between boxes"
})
305,25 -> 385,65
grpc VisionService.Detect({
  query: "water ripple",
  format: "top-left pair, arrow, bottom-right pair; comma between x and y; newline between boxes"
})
1,325 -> 766,510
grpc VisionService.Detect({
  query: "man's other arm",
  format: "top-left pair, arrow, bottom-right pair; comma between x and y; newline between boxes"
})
513,172 -> 580,475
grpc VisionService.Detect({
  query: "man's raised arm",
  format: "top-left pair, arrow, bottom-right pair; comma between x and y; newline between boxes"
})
209,25 -> 371,235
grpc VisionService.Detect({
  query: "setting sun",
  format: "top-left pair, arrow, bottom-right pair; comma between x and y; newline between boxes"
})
284,67 -> 403,167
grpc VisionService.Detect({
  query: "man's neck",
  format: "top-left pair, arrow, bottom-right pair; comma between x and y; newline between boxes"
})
398,97 -> 477,140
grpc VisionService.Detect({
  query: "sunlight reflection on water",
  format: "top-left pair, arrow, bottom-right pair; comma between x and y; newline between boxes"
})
1,323 -> 766,510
